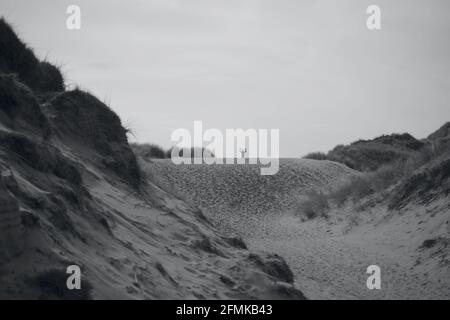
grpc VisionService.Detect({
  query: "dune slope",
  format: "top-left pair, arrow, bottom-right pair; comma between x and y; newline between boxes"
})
0,19 -> 304,300
142,156 -> 449,299
143,158 -> 355,237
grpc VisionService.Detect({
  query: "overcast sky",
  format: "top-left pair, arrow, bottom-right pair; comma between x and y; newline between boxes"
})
1,0 -> 449,156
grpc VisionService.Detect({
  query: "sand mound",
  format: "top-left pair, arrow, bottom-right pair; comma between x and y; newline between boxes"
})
140,154 -> 450,300
143,159 -> 355,237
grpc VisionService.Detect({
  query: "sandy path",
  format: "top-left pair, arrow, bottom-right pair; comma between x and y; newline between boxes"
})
247,214 -> 449,300
144,159 -> 449,299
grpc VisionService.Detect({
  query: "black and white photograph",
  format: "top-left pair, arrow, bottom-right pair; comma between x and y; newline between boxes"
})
0,0 -> 449,308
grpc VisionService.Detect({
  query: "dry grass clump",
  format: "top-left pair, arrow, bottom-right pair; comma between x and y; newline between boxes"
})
295,190 -> 329,220
296,144 -> 449,219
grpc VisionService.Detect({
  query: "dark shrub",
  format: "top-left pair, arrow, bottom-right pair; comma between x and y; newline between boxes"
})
296,190 -> 329,219
329,175 -> 373,207
165,147 -> 173,159
131,143 -> 167,159
303,152 -> 328,160
168,146 -> 215,160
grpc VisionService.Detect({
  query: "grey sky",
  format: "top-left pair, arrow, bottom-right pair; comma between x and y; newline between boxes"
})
1,0 -> 449,156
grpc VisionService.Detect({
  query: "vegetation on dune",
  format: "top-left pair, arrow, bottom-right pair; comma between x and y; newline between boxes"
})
297,135 -> 450,220
132,144 -> 215,160
132,143 -> 168,159
303,152 -> 328,161
303,133 -> 425,171
0,18 -> 143,189
295,190 -> 329,220
0,18 -> 64,93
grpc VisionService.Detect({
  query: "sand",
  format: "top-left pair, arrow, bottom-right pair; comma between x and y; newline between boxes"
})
144,158 -> 450,299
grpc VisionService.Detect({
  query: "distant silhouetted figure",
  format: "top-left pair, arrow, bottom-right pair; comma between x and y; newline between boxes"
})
240,148 -> 247,159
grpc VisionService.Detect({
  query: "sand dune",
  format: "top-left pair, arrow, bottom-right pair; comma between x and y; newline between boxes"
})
0,19 -> 305,299
1,16 -> 448,300
143,158 -> 450,299
144,158 -> 354,237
